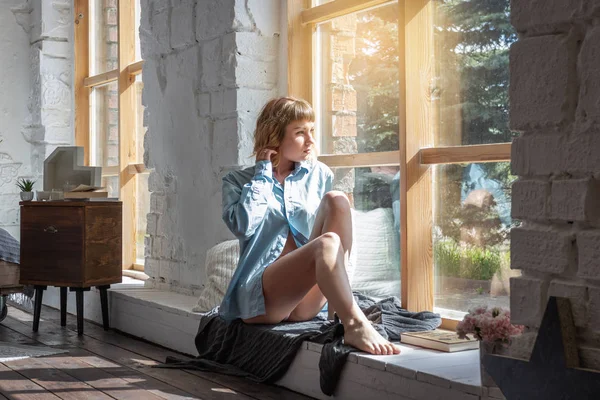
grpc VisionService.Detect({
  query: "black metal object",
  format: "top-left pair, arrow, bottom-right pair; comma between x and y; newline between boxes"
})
0,296 -> 7,322
69,287 -> 91,336
32,285 -> 47,332
98,285 -> 110,331
483,296 -> 600,399
60,287 -> 67,326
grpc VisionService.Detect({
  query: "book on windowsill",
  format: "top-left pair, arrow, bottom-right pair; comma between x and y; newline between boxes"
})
400,329 -> 479,352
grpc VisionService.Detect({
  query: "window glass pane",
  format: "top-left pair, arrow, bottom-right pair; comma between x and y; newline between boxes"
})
435,0 -> 517,146
433,162 -> 518,318
332,166 -> 401,301
90,0 -> 118,75
135,75 -> 146,163
102,176 -> 119,198
316,3 -> 399,155
90,81 -> 119,168
136,173 -> 150,264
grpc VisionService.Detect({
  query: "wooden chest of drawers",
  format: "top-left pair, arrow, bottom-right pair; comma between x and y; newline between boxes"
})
19,201 -> 123,335
19,201 -> 122,287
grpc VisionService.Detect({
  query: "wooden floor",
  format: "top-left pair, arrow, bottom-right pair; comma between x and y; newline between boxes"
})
0,304 -> 312,400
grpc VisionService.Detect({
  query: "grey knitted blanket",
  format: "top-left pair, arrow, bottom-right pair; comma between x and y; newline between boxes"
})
162,292 -> 441,396
0,228 -> 19,264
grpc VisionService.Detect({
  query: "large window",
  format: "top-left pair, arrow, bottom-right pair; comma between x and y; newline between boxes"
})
75,0 -> 148,271
289,0 -> 514,326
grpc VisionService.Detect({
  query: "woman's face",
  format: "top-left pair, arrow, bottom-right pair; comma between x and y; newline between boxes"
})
279,119 -> 316,163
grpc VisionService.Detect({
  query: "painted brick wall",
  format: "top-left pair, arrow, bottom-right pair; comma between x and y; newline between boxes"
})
0,0 -> 74,239
140,0 -> 281,295
509,0 -> 600,369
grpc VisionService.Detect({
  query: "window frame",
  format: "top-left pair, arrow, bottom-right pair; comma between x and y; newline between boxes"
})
288,0 -> 512,328
74,0 -> 147,271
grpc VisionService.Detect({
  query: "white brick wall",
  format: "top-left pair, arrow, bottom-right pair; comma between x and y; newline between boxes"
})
577,230 -> 600,280
511,134 -> 566,176
511,180 -> 550,220
551,178 -> 600,223
511,0 -> 600,370
577,26 -> 600,123
511,227 -> 575,274
509,35 -> 578,130
141,0 -> 281,294
0,0 -> 74,239
0,3 -> 32,238
510,276 -> 548,328
511,0 -> 585,34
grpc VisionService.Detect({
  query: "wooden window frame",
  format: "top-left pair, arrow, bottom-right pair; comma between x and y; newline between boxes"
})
288,0 -> 511,327
74,0 -> 146,271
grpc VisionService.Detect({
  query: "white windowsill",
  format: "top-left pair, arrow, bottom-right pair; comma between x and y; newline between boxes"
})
122,269 -> 149,281
28,283 -> 504,399
98,288 -> 505,400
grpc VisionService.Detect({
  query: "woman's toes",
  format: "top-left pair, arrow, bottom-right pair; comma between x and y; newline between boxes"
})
380,344 -> 388,355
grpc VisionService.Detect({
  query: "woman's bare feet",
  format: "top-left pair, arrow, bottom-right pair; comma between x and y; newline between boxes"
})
343,318 -> 401,355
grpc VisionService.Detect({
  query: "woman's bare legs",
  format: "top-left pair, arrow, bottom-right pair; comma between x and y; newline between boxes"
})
244,191 -> 400,356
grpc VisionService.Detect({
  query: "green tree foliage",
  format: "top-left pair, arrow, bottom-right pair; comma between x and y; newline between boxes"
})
346,1 -> 517,255
437,0 -> 517,146
347,5 -> 400,210
349,5 -> 400,155
434,0 -> 517,253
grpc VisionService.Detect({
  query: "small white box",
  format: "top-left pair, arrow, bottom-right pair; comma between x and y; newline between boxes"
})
43,147 -> 102,191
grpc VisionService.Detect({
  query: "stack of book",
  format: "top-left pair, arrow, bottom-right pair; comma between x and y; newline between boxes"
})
401,329 -> 479,352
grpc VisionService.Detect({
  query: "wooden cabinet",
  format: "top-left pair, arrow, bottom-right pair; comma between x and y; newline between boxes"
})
20,201 -> 122,287
19,201 -> 123,334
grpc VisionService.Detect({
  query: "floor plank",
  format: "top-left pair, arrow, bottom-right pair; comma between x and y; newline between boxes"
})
2,318 -> 201,400
67,348 -> 207,400
3,357 -> 112,400
39,353 -> 167,400
23,304 -> 312,400
75,318 -> 310,400
3,307 -> 254,400
0,326 -> 38,347
0,363 -> 61,400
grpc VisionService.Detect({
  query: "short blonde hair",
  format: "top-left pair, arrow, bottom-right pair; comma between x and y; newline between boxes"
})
253,97 -> 315,167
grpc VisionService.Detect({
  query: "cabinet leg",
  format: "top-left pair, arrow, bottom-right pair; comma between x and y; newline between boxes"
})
32,286 -> 46,332
68,287 -> 90,336
60,287 -> 67,327
98,285 -> 110,331
74,288 -> 84,336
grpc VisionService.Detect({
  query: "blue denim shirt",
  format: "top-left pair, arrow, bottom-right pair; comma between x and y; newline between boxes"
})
219,159 -> 333,321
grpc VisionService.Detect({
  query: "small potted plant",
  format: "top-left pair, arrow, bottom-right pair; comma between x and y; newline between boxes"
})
16,178 -> 36,201
457,306 -> 525,387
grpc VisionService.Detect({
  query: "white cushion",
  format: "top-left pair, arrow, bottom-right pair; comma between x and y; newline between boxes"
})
350,208 -> 400,299
192,240 -> 240,313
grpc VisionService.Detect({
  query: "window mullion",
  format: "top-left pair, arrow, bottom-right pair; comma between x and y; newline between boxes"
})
420,143 -> 512,166
74,0 -> 90,165
302,0 -> 393,25
118,0 -> 138,270
404,0 -> 435,313
84,69 -> 119,88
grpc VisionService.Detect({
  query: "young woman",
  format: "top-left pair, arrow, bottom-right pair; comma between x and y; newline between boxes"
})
219,97 -> 400,356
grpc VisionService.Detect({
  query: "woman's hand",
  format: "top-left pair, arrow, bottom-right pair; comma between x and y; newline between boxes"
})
256,148 -> 278,162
